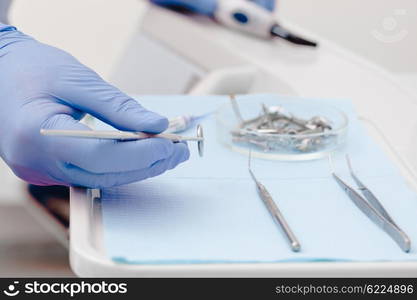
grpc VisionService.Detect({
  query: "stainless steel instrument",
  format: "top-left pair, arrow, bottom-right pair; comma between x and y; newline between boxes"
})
248,151 -> 301,252
329,154 -> 411,252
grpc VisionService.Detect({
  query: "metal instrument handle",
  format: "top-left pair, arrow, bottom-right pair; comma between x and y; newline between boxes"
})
333,174 -> 411,252
256,183 -> 301,252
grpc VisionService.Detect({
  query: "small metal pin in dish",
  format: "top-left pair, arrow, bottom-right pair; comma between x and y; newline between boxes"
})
228,95 -> 334,153
41,124 -> 206,157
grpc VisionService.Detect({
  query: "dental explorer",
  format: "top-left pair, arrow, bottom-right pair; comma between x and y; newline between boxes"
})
248,151 -> 301,252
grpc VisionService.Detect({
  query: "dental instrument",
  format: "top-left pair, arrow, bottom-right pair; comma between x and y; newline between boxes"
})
229,95 -> 334,153
41,125 -> 205,157
329,154 -> 411,252
166,113 -> 211,133
248,151 -> 301,252
229,94 -> 245,125
215,0 -> 317,47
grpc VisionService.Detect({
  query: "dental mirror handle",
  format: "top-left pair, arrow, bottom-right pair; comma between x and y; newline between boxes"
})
40,129 -> 203,142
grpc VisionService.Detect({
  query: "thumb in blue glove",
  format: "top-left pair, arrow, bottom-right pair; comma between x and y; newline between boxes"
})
0,24 -> 190,188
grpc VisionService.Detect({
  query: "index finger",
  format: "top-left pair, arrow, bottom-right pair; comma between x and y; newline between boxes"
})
43,114 -> 179,173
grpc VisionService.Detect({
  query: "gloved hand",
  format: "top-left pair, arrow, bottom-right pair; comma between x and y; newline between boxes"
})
150,0 -> 275,15
0,24 -> 190,188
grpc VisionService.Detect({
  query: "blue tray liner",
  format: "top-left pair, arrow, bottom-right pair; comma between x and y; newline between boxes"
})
99,95 -> 417,264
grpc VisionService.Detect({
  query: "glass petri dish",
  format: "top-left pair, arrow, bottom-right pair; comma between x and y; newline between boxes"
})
216,97 -> 348,161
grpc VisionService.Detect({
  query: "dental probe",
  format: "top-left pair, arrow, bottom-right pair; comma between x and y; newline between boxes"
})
248,151 -> 301,252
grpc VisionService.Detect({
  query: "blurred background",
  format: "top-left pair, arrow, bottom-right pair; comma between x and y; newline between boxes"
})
0,0 -> 416,276
8,0 -> 417,86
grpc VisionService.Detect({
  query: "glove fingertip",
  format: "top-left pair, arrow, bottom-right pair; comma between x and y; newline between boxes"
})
132,111 -> 168,134
147,115 -> 169,133
179,143 -> 190,162
169,143 -> 190,169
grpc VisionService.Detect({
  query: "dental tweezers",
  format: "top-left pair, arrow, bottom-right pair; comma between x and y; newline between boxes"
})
248,151 -> 301,252
329,154 -> 411,252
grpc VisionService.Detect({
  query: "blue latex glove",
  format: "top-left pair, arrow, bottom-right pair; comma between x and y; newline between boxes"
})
151,0 -> 275,15
0,24 -> 190,188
